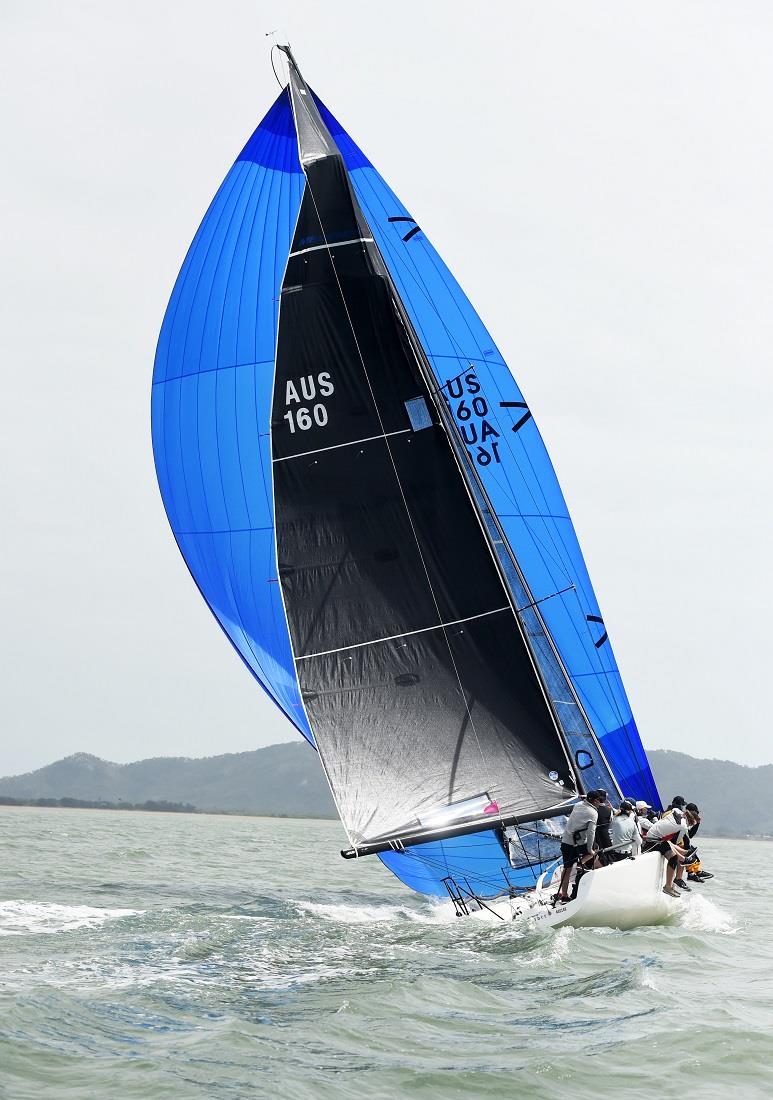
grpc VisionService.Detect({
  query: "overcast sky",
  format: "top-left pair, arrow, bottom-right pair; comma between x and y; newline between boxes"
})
2,1 -> 771,775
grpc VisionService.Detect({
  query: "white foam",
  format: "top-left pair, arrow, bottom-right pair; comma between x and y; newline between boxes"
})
678,893 -> 737,934
296,898 -> 455,925
516,924 -> 575,965
640,967 -> 659,989
0,899 -> 141,937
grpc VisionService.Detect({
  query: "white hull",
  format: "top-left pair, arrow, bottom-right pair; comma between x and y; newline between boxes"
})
466,851 -> 678,930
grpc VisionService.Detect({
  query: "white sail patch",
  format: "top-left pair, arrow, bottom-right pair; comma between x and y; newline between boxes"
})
283,372 -> 335,434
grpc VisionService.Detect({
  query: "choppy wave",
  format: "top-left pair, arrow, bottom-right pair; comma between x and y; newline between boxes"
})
0,899 -> 141,937
2,809 -> 770,1100
296,897 -> 455,925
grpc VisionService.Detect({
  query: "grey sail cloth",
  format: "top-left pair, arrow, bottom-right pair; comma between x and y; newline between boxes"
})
281,47 -> 338,166
273,56 -> 573,847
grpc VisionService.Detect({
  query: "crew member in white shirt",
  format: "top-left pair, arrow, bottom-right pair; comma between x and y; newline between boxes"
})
642,804 -> 699,897
609,800 -> 641,861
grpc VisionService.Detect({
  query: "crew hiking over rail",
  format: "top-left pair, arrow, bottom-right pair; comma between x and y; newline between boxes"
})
550,791 -> 711,910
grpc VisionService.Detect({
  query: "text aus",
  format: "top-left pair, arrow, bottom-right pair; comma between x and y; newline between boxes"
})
283,372 -> 334,433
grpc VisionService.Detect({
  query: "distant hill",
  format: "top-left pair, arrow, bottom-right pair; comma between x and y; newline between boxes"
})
0,744 -> 769,836
0,743 -> 336,818
647,749 -> 772,837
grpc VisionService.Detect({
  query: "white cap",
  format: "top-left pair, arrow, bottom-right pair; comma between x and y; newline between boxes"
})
635,800 -> 649,811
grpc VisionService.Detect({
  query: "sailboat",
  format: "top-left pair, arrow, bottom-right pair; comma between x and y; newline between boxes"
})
152,46 -> 671,929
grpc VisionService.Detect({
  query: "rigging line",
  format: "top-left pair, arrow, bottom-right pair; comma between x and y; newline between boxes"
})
350,177 -> 578,586
405,352 -> 572,584
396,849 -> 512,894
269,44 -> 287,90
359,195 -> 576,585
298,175 -> 490,774
367,218 -> 620,793
295,606 -> 509,661
515,584 -> 576,614
388,298 -> 577,798
272,428 -> 410,463
398,846 -> 547,896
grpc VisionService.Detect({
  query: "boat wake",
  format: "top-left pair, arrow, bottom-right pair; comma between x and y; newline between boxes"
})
678,893 -> 736,934
0,899 -> 141,937
295,898 -> 456,925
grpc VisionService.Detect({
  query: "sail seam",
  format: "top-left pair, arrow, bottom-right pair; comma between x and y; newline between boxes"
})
289,236 -> 373,257
296,172 -> 490,772
273,428 -> 411,463
295,606 -> 510,661
369,212 -> 636,776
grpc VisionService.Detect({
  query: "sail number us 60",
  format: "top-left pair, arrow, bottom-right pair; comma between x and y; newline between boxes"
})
444,371 -> 501,466
283,372 -> 335,433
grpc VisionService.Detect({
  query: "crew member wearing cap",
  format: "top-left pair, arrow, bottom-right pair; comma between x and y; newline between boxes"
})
643,802 -> 700,897
609,800 -> 641,861
555,790 -> 606,905
666,795 -> 687,813
635,800 -> 653,839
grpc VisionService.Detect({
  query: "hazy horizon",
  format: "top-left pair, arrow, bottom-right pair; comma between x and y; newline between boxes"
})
0,740 -> 765,782
2,2 -> 771,773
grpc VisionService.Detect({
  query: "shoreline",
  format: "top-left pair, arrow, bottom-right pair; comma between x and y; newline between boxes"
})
0,799 -> 337,821
0,801 -> 768,840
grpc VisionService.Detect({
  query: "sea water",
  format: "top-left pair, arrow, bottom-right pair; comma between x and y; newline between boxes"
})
1,807 -> 771,1099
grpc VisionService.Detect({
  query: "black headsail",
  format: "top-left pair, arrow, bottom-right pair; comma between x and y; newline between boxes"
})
272,48 -> 578,851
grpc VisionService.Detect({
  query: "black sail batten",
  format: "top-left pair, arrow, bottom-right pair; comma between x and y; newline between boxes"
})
272,49 -> 580,848
340,799 -> 577,859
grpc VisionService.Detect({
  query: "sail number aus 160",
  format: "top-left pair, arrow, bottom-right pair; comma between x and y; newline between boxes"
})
283,372 -> 335,433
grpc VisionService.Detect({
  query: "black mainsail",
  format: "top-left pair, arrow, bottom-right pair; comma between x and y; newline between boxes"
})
271,50 -> 580,849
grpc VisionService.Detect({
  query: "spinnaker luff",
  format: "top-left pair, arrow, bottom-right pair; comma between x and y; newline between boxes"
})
152,47 -> 660,899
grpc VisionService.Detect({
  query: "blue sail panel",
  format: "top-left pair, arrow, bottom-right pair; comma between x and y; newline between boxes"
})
314,95 -> 659,809
152,90 -> 312,742
381,830 -> 555,899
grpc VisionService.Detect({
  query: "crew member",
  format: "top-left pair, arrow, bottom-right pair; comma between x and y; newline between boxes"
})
674,802 -> 701,891
635,801 -> 653,840
609,800 -> 641,861
643,804 -> 699,897
555,790 -> 606,904
595,793 -> 613,863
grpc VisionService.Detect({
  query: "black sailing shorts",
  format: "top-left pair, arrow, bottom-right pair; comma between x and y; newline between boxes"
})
560,842 -> 586,867
643,839 -> 679,868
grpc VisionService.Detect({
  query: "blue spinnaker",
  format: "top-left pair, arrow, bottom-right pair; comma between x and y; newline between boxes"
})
380,832 -> 551,899
152,90 -> 312,743
153,74 -> 660,901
